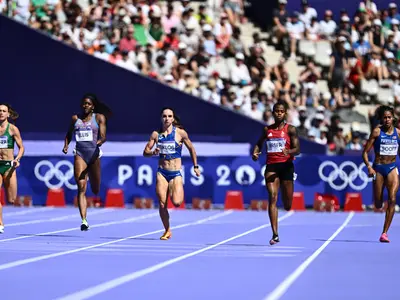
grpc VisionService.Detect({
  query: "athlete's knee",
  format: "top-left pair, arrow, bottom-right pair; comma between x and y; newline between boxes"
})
388,198 -> 396,207
77,181 -> 87,193
91,186 -> 100,195
268,191 -> 278,203
158,200 -> 167,209
283,200 -> 292,211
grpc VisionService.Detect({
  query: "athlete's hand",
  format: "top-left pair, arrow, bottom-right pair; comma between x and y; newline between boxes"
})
152,148 -> 160,156
282,148 -> 289,156
252,152 -> 261,161
62,146 -> 68,154
194,167 -> 201,177
12,160 -> 20,168
367,166 -> 376,179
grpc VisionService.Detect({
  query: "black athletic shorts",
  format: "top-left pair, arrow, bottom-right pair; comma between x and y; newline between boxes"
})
265,161 -> 295,181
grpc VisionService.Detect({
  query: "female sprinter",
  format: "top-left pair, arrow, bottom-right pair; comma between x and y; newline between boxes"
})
143,107 -> 200,240
62,94 -> 111,231
0,103 -> 25,234
362,105 -> 400,243
252,100 -> 300,245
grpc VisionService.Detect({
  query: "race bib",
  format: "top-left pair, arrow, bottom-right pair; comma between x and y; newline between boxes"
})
0,136 -> 8,149
380,144 -> 398,156
266,138 -> 286,153
158,141 -> 175,155
76,130 -> 93,142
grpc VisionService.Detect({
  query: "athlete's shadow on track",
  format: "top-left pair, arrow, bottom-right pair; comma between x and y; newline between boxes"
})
100,237 -> 160,241
16,234 -> 84,238
313,238 -> 380,244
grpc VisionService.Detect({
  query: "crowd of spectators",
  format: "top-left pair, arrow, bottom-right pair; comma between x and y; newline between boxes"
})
1,0 -> 400,154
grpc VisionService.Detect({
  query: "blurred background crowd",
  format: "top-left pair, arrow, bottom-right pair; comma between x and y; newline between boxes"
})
1,0 -> 400,154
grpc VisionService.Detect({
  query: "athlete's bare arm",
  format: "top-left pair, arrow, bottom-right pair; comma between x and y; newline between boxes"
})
96,114 -> 107,146
180,129 -> 200,175
143,131 -> 159,157
63,115 -> 78,154
11,124 -> 24,167
252,127 -> 268,161
362,127 -> 380,169
286,125 -> 300,156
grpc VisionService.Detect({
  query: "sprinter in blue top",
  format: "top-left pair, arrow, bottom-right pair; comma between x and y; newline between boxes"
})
363,105 -> 400,243
63,94 -> 112,231
143,107 -> 200,240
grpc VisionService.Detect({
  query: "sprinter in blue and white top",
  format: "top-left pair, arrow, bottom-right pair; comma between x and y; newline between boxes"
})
63,94 -> 112,232
143,107 -> 200,240
363,105 -> 400,243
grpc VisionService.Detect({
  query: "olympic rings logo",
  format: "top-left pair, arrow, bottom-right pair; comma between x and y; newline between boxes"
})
34,160 -> 77,190
318,161 -> 373,191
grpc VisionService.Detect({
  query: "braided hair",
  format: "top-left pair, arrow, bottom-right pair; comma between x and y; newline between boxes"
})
81,93 -> 112,120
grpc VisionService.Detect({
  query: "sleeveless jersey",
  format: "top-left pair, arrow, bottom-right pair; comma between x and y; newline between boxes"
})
373,128 -> 399,156
0,123 -> 15,150
266,123 -> 292,164
74,113 -> 99,150
157,126 -> 182,160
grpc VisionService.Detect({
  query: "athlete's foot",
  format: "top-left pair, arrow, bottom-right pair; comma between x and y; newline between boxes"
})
80,219 -> 89,231
0,225 -> 4,234
160,230 -> 172,240
269,234 -> 280,245
379,233 -> 390,243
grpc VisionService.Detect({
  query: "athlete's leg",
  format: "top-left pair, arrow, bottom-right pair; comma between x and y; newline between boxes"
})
169,176 -> 184,207
373,171 -> 385,209
74,155 -> 89,230
88,158 -> 101,195
4,168 -> 17,204
280,180 -> 293,211
381,169 -> 399,239
156,172 -> 171,239
0,175 -> 4,232
266,171 -> 280,243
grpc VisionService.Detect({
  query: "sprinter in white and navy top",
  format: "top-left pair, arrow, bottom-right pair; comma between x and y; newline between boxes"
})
143,107 -> 200,240
363,105 -> 400,243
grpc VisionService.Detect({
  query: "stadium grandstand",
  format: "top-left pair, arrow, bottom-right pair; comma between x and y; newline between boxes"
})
2,0 -> 399,155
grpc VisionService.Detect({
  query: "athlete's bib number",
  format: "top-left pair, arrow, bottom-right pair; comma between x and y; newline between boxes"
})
158,141 -> 175,155
76,130 -> 93,142
380,144 -> 398,156
266,138 -> 286,153
0,136 -> 8,149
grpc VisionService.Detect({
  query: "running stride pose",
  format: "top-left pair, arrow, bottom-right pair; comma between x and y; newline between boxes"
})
143,107 -> 200,240
362,105 -> 399,243
252,100 -> 300,245
63,94 -> 111,231
0,103 -> 25,234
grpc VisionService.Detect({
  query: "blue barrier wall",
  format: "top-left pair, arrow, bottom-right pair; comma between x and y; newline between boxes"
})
12,154 -> 382,208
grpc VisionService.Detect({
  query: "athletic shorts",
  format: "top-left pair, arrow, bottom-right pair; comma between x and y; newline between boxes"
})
265,161 -> 295,181
0,160 -> 13,175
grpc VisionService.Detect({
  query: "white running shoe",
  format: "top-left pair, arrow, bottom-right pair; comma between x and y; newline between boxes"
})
0,225 -> 4,234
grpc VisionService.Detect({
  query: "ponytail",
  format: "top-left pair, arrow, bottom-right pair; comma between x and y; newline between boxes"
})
0,103 -> 19,123
82,93 -> 113,120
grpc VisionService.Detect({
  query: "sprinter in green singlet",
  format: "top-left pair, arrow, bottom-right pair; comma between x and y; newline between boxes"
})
0,103 -> 25,234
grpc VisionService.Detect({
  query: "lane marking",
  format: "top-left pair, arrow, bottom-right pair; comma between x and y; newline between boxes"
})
0,210 -> 234,271
56,211 -> 294,300
263,212 -> 355,300
3,207 -> 55,217
0,211 -> 159,243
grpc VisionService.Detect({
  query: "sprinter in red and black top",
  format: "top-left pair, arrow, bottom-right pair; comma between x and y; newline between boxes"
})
252,100 -> 300,245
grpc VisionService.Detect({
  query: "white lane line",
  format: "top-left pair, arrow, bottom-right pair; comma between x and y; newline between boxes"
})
5,209 -> 116,227
3,207 -> 55,217
0,211 -> 160,243
0,210 -> 234,271
263,212 -> 355,300
56,211 -> 295,300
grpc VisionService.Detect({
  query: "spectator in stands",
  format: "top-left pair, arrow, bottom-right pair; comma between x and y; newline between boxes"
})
299,0 -> 317,27
319,10 -> 337,40
272,0 -> 289,50
286,12 -> 305,59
